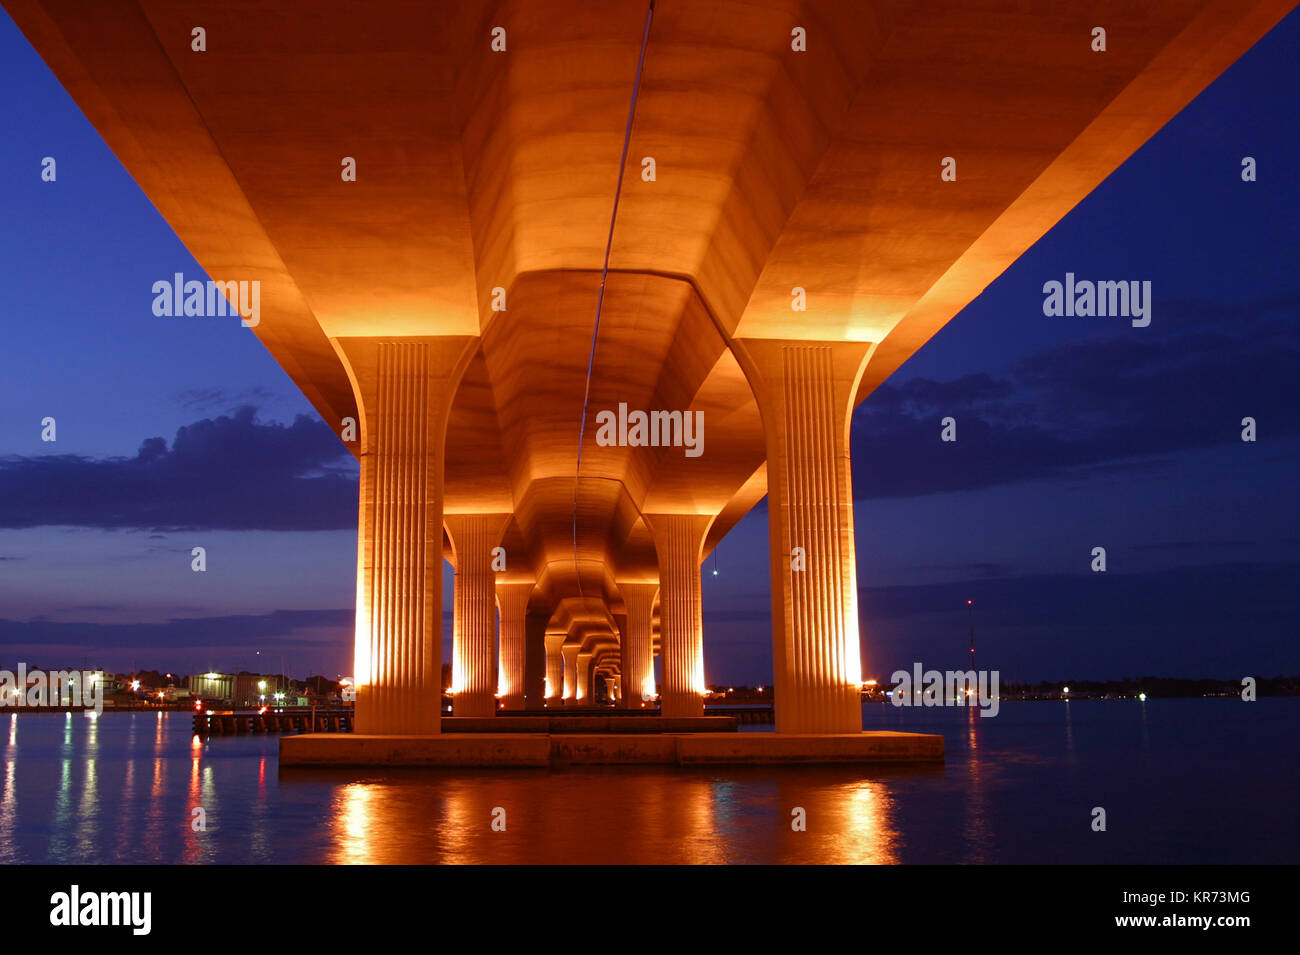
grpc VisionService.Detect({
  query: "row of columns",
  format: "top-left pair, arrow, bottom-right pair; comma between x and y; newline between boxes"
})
447,575 -> 654,712
346,335 -> 870,736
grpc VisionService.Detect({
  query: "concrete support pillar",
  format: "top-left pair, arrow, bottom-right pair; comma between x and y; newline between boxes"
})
545,632 -> 566,705
604,676 -> 615,702
524,612 -> 548,709
736,339 -> 871,734
495,583 -> 531,711
338,336 -> 477,735
618,583 -> 657,708
576,650 -> 593,703
445,513 -> 510,718
645,515 -> 712,719
451,566 -> 466,694
561,643 -> 579,703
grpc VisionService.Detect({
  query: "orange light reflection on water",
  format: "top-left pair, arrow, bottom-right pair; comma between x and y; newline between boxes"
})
314,766 -> 907,865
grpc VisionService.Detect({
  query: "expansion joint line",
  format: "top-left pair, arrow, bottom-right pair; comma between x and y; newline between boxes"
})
572,0 -> 655,601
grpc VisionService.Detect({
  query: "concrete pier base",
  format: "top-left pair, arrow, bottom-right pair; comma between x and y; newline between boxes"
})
442,716 -> 737,734
279,731 -> 943,767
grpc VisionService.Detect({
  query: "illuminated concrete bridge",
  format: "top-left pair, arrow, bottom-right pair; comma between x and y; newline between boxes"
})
7,0 -> 1288,763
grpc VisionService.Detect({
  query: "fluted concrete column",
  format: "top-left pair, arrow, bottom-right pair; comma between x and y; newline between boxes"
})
338,336 -> 477,735
735,339 -> 871,734
645,514 -> 712,719
445,514 -> 510,718
576,650 -> 593,703
618,583 -> 657,708
561,643 -> 579,703
524,612 -> 548,709
496,583 -> 531,710
451,566 -> 466,693
545,632 -> 566,705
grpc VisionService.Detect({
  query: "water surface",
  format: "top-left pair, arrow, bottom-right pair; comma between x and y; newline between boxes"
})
0,699 -> 1293,864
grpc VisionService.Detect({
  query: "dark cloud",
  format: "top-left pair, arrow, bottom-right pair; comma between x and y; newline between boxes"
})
1131,540 -> 1257,552
0,407 -> 357,530
172,386 -> 280,412
859,561 -> 1300,628
700,560 -> 1300,682
859,561 -> 1300,679
904,560 -> 1018,578
0,608 -> 353,651
852,297 -> 1300,499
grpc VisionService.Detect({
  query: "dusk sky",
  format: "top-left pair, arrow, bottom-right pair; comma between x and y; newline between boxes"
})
1,8 -> 1296,685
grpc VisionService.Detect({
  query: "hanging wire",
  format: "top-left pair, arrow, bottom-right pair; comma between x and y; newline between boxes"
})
572,0 -> 656,600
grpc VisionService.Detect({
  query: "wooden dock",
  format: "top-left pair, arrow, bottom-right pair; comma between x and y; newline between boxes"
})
197,704 -> 774,736
194,708 -> 353,736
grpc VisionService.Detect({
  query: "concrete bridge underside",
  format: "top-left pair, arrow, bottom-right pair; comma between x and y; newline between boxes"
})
7,0 -> 1289,755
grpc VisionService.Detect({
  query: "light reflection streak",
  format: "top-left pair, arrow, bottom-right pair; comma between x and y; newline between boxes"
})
837,781 -> 898,864
183,736 -> 203,864
0,758 -> 16,863
332,782 -> 375,865
247,755 -> 271,863
74,736 -> 98,860
962,706 -> 993,863
119,715 -> 138,856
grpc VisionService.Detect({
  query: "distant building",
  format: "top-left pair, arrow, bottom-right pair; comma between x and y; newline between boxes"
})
188,672 -> 234,702
188,672 -> 288,706
233,673 -> 287,707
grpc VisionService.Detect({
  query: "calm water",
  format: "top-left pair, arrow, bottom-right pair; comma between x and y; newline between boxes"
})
0,699 -> 1294,864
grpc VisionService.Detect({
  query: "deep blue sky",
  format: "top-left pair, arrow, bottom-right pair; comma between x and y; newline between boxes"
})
1,9 -> 1297,684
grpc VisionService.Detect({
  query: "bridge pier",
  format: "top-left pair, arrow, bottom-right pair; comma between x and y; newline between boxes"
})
544,631 -> 565,706
576,649 -> 593,703
524,612 -> 549,709
646,514 -> 711,719
496,582 -> 532,711
618,583 -> 657,708
447,514 -> 510,718
339,336 -> 477,736
737,340 -> 872,735
561,643 -> 579,704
